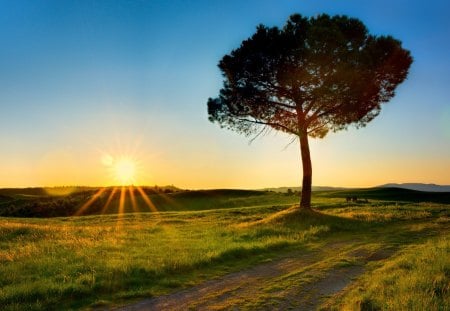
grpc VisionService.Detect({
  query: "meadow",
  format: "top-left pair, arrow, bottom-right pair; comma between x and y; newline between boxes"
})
0,189 -> 448,310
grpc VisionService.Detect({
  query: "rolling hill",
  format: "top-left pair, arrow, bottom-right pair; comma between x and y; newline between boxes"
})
379,183 -> 450,192
1,186 -> 449,218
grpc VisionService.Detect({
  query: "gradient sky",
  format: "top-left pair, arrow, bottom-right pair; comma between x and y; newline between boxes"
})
1,0 -> 449,189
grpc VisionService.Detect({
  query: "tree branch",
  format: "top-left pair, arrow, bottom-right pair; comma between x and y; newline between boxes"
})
237,118 -> 299,136
282,135 -> 298,150
261,80 -> 296,104
249,125 -> 270,144
305,101 -> 345,126
269,99 -> 297,110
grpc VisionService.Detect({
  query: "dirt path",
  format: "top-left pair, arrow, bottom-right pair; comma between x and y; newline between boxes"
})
111,243 -> 395,311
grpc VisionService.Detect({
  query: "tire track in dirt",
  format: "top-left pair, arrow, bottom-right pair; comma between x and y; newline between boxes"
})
110,242 -> 395,311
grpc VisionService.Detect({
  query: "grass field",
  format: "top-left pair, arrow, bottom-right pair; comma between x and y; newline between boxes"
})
0,189 -> 449,310
322,234 -> 449,310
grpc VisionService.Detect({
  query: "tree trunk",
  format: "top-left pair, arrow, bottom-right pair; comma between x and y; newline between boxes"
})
299,132 -> 312,209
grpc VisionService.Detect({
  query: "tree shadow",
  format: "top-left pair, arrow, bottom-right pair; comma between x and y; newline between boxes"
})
240,205 -> 375,233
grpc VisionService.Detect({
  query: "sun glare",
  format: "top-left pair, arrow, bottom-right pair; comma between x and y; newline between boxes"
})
73,150 -> 160,217
114,158 -> 136,185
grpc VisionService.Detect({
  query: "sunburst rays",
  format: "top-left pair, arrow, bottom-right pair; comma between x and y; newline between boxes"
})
128,186 -> 138,213
73,141 -> 168,220
136,186 -> 159,213
74,185 -> 164,220
75,187 -> 107,216
101,187 -> 119,214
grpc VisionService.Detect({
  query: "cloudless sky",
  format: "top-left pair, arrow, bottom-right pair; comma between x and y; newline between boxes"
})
1,0 -> 449,188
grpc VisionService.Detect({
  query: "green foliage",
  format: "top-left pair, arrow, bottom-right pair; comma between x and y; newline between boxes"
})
208,13 -> 412,138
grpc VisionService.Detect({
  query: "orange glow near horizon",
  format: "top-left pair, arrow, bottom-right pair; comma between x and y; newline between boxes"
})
1,132 -> 449,189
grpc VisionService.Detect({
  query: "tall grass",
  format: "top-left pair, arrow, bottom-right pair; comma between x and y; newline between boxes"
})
0,202 -> 448,310
327,235 -> 449,310
0,205 -> 337,310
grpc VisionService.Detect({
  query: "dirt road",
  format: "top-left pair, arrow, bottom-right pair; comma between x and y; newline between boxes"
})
113,242 -> 394,310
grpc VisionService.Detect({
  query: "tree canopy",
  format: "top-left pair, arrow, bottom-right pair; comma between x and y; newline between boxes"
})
207,14 -> 412,208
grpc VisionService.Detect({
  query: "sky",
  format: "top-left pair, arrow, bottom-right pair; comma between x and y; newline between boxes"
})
0,0 -> 449,189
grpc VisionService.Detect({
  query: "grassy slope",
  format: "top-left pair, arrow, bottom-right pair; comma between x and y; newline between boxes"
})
0,188 -> 300,217
2,187 -> 450,218
0,194 -> 449,310
317,187 -> 450,204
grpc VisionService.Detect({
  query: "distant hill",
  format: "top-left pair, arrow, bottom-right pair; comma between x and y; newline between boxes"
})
264,183 -> 450,193
379,183 -> 450,192
318,187 -> 450,204
0,188 -> 297,218
1,185 -> 449,218
263,186 -> 347,193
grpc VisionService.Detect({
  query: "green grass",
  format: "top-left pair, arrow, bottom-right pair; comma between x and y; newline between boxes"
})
323,234 -> 449,310
0,193 -> 449,310
0,205 -> 317,310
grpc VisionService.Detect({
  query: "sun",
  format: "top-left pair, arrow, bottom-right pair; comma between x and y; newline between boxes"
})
77,152 -> 157,216
114,158 -> 136,185
100,151 -> 142,186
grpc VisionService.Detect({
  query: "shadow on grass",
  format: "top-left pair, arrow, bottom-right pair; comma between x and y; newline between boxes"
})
241,206 -> 376,233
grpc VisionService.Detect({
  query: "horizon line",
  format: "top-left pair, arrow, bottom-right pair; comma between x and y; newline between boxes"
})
1,182 -> 449,190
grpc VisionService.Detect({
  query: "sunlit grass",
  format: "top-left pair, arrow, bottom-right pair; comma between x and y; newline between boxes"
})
0,200 -> 448,310
325,235 -> 449,310
0,205 -> 317,310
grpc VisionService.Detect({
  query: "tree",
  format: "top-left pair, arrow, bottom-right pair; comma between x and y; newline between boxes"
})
207,14 -> 412,209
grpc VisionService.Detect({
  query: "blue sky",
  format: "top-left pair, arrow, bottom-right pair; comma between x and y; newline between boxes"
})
0,0 -> 449,188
